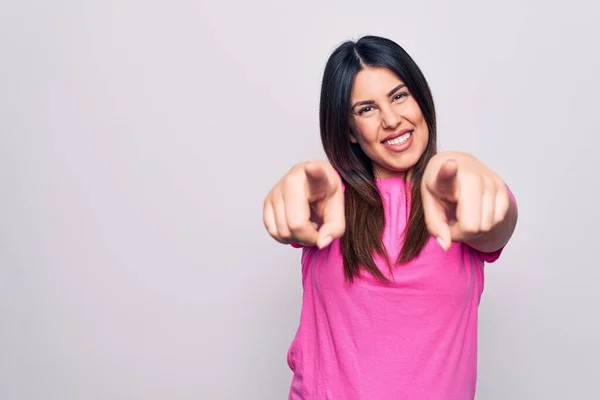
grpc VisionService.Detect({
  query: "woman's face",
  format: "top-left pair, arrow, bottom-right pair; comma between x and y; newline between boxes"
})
349,67 -> 429,179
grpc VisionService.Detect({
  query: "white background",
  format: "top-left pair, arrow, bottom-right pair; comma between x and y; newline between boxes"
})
1,0 -> 599,399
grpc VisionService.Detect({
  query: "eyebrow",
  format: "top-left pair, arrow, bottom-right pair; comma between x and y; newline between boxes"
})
351,84 -> 407,111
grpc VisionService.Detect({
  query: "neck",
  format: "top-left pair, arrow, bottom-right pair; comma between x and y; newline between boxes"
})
373,168 -> 412,181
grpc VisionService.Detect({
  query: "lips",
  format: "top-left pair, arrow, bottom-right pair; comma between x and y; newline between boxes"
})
381,129 -> 413,143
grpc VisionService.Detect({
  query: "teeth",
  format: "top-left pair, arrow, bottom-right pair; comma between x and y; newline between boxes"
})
384,132 -> 411,145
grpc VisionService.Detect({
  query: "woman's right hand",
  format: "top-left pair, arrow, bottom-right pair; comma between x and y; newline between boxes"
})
263,161 -> 346,249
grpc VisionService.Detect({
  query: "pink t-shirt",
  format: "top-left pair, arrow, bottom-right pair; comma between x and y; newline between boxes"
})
287,176 -> 507,400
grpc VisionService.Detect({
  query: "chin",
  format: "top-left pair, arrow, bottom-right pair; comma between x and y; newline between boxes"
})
373,163 -> 411,179
390,157 -> 419,171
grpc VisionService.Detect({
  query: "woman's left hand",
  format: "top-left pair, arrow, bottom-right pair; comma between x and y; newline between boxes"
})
421,152 -> 511,251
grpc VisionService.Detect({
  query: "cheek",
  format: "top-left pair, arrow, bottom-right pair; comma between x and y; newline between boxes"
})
353,120 -> 379,144
416,124 -> 430,149
406,105 -> 429,143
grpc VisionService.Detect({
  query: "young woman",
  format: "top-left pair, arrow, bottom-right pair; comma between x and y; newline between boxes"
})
263,35 -> 518,400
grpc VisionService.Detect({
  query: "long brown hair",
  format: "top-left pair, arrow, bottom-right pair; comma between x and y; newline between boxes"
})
319,35 -> 438,282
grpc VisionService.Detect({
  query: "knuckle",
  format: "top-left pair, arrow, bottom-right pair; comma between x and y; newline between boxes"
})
470,175 -> 484,189
481,174 -> 494,186
282,175 -> 303,195
270,185 -> 282,201
280,178 -> 292,193
481,176 -> 494,189
263,190 -> 273,205
499,189 -> 510,204
263,221 -> 279,239
497,202 -> 510,221
279,231 -> 293,241
266,227 -> 279,239
479,222 -> 493,233
287,218 -> 306,233
460,221 -> 479,235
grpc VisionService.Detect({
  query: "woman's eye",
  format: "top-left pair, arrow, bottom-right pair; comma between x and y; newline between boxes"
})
358,107 -> 372,115
394,92 -> 408,101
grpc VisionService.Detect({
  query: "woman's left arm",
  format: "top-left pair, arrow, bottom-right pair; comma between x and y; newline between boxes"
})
421,151 -> 519,252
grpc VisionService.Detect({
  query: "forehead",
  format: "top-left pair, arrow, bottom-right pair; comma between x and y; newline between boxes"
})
351,67 -> 404,100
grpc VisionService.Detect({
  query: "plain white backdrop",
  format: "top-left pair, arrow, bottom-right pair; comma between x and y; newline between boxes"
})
1,0 -> 599,399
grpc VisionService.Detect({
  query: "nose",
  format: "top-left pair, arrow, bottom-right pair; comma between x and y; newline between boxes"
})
381,106 -> 401,130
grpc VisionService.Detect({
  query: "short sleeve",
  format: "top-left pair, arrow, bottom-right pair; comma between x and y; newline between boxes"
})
476,247 -> 504,263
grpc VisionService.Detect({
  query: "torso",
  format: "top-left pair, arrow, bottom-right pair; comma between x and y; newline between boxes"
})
287,177 -> 496,400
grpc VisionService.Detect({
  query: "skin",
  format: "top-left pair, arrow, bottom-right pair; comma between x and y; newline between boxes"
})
263,67 -> 518,253
421,151 -> 518,252
349,67 -> 429,180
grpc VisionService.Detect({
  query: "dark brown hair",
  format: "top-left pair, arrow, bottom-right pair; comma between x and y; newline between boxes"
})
319,35 -> 437,282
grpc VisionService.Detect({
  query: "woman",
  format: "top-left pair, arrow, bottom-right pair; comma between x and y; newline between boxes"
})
263,35 -> 518,400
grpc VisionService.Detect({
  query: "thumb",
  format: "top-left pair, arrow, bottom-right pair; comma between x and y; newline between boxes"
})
422,185 -> 452,251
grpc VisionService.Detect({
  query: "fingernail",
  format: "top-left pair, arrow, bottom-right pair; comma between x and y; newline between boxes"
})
319,236 -> 332,249
436,236 -> 446,251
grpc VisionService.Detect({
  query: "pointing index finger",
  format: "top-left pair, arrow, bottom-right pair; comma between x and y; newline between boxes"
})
431,158 -> 459,201
304,162 -> 336,202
